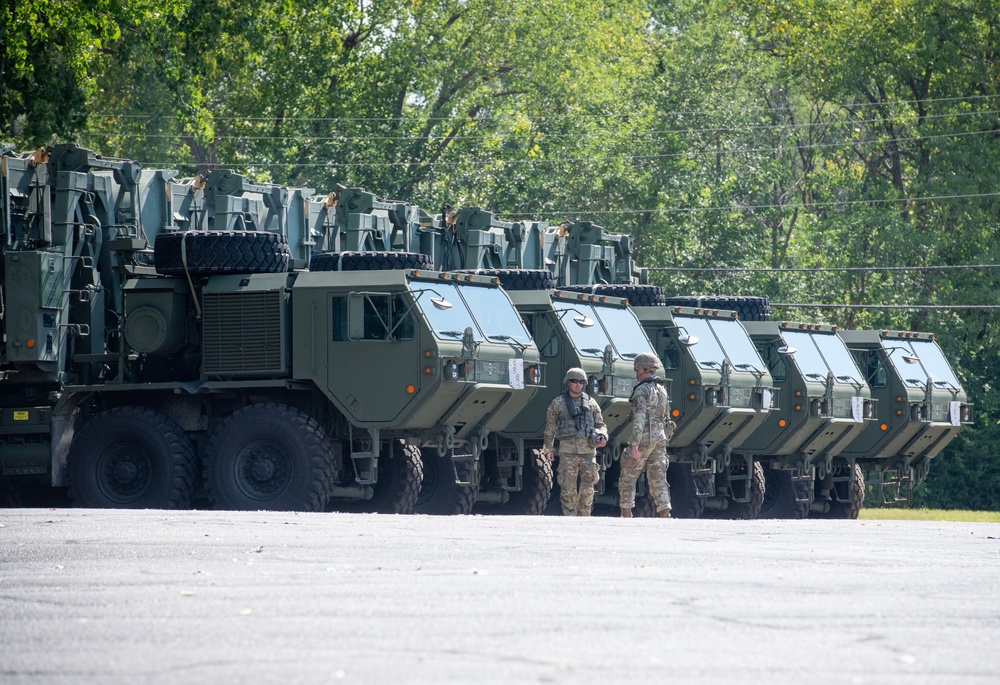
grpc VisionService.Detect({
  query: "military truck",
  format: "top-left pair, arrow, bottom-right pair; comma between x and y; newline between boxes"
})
0,145 -> 543,514
628,303 -> 775,517
837,329 -> 972,503
733,321 -> 875,518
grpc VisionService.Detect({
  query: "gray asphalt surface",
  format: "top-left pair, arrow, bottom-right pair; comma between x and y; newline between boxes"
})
0,509 -> 997,685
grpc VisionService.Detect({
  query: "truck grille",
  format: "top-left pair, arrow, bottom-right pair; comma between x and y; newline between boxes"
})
202,291 -> 287,377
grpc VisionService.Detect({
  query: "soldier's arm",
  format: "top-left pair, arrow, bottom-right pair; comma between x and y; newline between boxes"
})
592,400 -> 609,440
629,388 -> 649,445
542,400 -> 559,453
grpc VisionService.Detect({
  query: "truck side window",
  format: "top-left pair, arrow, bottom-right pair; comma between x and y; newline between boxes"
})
392,294 -> 414,340
335,294 -> 414,341
867,355 -> 887,389
661,342 -> 680,370
763,345 -> 787,382
530,315 -> 559,358
332,297 -> 348,341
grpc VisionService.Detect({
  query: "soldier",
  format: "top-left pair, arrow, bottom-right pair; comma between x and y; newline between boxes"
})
619,352 -> 673,518
543,368 -> 608,516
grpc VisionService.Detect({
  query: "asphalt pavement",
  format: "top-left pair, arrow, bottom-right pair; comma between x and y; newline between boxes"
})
0,509 -> 998,685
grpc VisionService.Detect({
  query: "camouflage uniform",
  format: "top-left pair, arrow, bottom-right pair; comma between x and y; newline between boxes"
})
619,356 -> 673,515
543,386 -> 608,517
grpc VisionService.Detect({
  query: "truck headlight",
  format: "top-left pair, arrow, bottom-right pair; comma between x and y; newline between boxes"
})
445,360 -> 460,381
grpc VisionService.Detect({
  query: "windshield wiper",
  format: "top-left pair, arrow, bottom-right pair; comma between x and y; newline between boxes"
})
488,333 -> 527,350
438,330 -> 465,338
804,373 -> 824,380
836,375 -> 858,382
581,348 -> 604,355
701,360 -> 722,368
620,352 -> 638,360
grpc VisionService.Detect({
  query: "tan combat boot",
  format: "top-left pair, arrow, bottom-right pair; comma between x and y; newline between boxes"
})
620,507 -> 633,518
658,508 -> 672,519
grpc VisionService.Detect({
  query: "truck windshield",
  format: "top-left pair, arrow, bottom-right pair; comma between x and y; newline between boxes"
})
780,330 -> 832,379
455,284 -> 532,345
592,304 -> 656,361
673,315 -> 726,369
557,303 -> 613,358
903,339 -> 962,390
811,332 -> 864,385
674,315 -> 764,371
882,339 -> 933,388
414,281 -> 483,341
782,330 -> 863,384
709,318 -> 766,371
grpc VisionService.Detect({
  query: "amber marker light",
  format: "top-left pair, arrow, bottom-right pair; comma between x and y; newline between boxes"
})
672,409 -> 680,417
26,339 -> 35,349
881,423 -> 889,431
406,385 -> 416,394
778,419 -> 787,427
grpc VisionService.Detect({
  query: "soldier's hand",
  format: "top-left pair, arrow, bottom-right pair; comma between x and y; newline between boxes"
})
629,444 -> 641,460
545,451 -> 555,462
596,437 -> 607,448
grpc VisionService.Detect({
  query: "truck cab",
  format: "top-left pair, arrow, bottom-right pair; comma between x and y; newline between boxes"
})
837,329 -> 971,502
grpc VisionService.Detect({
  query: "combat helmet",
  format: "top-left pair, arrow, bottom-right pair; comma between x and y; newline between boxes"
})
564,367 -> 587,383
633,352 -> 662,372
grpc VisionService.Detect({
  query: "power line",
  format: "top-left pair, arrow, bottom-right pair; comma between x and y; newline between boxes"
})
770,302 -> 1000,311
650,264 -> 1000,274
506,191 -> 1000,217
83,108 -> 1000,144
125,127 -> 999,171
87,93 -> 1000,123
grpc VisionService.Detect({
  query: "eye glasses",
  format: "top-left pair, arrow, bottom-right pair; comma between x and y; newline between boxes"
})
567,379 -> 586,385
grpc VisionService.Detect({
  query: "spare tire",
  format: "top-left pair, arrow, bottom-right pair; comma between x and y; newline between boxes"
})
661,295 -> 771,321
155,231 -> 290,276
454,268 -> 555,291
560,284 -> 666,306
310,251 -> 432,271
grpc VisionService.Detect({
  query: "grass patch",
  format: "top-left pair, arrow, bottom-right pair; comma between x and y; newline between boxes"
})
859,508 -> 1000,522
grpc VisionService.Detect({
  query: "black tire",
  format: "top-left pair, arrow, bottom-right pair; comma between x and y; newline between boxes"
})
666,462 -> 705,518
560,284 -> 667,306
67,407 -> 197,509
332,441 -> 424,515
204,403 -> 336,512
310,251 -> 432,271
493,448 -> 553,515
709,459 -> 765,520
154,231 -> 290,276
817,463 -> 865,519
758,467 -> 811,519
0,479 -> 24,507
661,295 -> 771,322
414,449 -> 480,515
633,490 -> 658,517
454,268 -> 555,291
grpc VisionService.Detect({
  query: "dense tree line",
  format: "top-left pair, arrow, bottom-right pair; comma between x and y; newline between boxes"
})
3,0 -> 999,508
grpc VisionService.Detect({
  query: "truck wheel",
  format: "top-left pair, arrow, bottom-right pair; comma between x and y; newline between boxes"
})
661,296 -> 771,322
0,479 -> 23,507
494,448 -> 553,515
310,251 -> 432,271
817,463 -> 865,519
204,403 -> 336,511
758,467 -> 811,519
154,231 -> 290,276
667,462 -> 705,518
414,450 -> 480,515
714,460 -> 765,519
333,441 -> 424,514
454,269 -> 555,291
633,491 -> 658,517
560,284 -> 667,306
67,407 -> 197,509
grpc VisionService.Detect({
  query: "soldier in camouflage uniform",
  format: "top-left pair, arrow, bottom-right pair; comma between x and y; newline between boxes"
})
543,368 -> 608,516
619,352 -> 673,518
